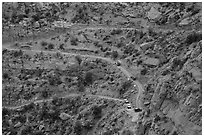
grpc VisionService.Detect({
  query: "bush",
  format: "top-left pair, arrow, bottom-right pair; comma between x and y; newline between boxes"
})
141,68 -> 148,75
75,55 -> 82,65
13,50 -> 23,57
40,41 -> 48,47
77,76 -> 85,92
2,49 -> 8,55
3,73 -> 9,79
13,42 -> 20,47
185,32 -> 202,45
119,80 -> 132,95
48,75 -> 62,86
21,125 -> 32,135
84,72 -> 94,86
112,50 -> 118,59
48,43 -> 55,50
92,106 -> 102,119
110,29 -> 122,35
59,43 -> 65,50
22,102 -> 35,112
52,96 -> 63,106
74,121 -> 83,135
70,37 -> 78,46
41,90 -> 49,98
122,130 -> 134,135
2,108 -> 10,116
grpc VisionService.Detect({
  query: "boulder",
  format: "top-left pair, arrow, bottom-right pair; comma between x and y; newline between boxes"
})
59,112 -> 71,120
147,7 -> 161,20
14,122 -> 22,128
179,17 -> 192,26
143,57 -> 160,66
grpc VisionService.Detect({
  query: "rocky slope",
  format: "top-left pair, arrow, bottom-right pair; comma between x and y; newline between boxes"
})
2,2 -> 202,135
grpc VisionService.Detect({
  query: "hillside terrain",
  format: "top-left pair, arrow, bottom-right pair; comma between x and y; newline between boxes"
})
2,2 -> 202,135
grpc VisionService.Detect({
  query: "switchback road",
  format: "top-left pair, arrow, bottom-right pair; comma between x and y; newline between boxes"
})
3,42 -> 144,109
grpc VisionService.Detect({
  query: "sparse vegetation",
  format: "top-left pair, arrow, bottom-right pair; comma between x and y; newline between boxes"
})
2,2 -> 202,135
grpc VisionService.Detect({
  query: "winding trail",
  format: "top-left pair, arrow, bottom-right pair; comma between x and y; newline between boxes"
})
3,92 -> 124,110
3,47 -> 113,63
3,28 -> 145,109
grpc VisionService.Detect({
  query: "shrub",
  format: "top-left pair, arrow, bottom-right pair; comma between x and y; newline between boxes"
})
13,42 -> 20,47
22,102 -> 35,112
137,60 -> 143,65
13,50 -> 23,57
48,43 -> 55,50
2,49 -> 8,55
70,37 -> 78,46
3,73 -> 9,79
112,50 -> 118,59
185,32 -> 202,45
75,55 -> 82,65
2,108 -> 10,116
148,27 -> 157,37
21,125 -> 32,135
92,106 -> 102,119
41,90 -> 49,99
77,76 -> 85,92
52,96 -> 63,106
48,75 -> 62,86
122,130 -> 134,135
110,29 -> 122,35
117,42 -> 125,48
59,43 -> 65,50
84,72 -> 94,86
40,41 -> 48,47
74,121 -> 83,135
141,68 -> 148,75
119,80 -> 132,95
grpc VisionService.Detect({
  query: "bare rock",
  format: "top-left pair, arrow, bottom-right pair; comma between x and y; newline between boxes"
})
14,122 -> 22,128
59,112 -> 72,120
147,7 -> 161,20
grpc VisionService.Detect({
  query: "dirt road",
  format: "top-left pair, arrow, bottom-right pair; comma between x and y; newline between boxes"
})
3,92 -> 124,110
3,41 -> 144,110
